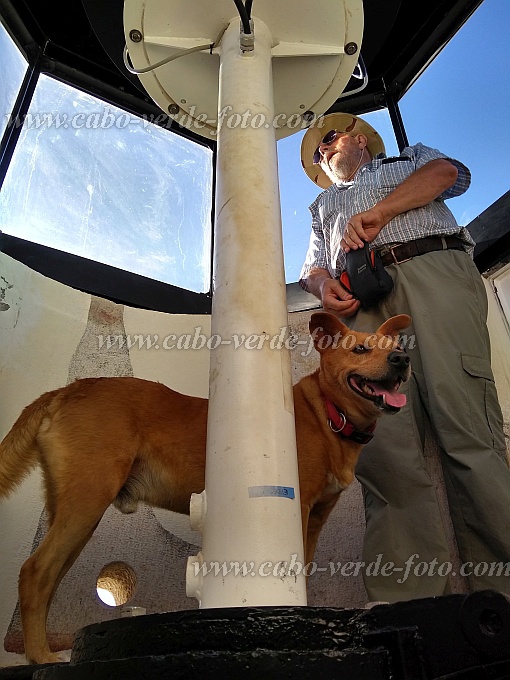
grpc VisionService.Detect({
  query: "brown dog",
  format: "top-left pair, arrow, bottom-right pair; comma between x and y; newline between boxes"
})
0,312 -> 411,664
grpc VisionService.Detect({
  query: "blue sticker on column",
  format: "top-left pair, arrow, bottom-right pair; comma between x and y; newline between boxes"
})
248,485 -> 295,500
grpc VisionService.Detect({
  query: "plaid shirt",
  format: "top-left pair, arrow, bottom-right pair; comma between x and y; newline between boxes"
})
299,143 -> 474,290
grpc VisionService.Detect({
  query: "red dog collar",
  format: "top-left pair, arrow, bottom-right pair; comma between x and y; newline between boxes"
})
324,397 -> 376,445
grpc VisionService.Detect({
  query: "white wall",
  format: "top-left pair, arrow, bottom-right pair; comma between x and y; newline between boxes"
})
0,253 -> 90,666
485,272 -> 510,460
0,253 -> 210,665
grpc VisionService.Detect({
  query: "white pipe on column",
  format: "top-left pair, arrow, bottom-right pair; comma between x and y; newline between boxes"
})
190,17 -> 307,607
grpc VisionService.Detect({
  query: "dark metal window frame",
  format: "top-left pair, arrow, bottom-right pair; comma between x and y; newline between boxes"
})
0,35 -> 217,314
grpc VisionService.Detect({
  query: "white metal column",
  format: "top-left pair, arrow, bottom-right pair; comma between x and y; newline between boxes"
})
187,18 -> 307,606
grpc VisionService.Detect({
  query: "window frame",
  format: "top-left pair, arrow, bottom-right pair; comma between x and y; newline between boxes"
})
0,33 -> 217,314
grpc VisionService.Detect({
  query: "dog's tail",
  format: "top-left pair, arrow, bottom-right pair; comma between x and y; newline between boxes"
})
0,388 -> 61,498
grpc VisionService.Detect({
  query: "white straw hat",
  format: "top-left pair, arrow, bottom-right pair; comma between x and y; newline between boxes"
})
301,113 -> 386,189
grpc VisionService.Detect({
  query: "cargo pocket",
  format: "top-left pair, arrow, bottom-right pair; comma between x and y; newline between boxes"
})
461,354 -> 506,455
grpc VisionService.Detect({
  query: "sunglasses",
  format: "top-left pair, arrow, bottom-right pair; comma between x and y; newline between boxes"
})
312,130 -> 349,164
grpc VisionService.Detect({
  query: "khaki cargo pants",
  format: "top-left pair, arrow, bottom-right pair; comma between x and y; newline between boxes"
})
350,248 -> 510,602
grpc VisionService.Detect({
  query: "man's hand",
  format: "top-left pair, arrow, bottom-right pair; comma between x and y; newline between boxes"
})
320,278 -> 361,317
302,268 -> 360,317
341,159 -> 459,252
341,206 -> 385,252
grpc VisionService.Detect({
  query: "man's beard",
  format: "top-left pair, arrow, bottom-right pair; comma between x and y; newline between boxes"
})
327,148 -> 364,182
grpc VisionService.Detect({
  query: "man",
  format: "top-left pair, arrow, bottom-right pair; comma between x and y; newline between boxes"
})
299,112 -> 510,602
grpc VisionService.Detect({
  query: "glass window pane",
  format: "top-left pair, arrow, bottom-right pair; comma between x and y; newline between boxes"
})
0,21 -> 28,141
0,74 -> 213,293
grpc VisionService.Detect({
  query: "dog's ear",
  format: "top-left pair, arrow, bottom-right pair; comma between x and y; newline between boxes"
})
309,312 -> 350,353
376,314 -> 412,340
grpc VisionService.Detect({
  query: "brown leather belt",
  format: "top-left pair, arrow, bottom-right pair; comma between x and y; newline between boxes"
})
378,236 -> 465,267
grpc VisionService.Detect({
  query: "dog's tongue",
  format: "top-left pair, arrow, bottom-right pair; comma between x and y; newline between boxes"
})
369,382 -> 406,408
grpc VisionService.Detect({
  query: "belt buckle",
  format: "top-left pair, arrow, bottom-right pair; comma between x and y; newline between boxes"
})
389,244 -> 413,265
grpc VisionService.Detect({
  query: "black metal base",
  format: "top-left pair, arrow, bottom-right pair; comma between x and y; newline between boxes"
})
2,591 -> 510,679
